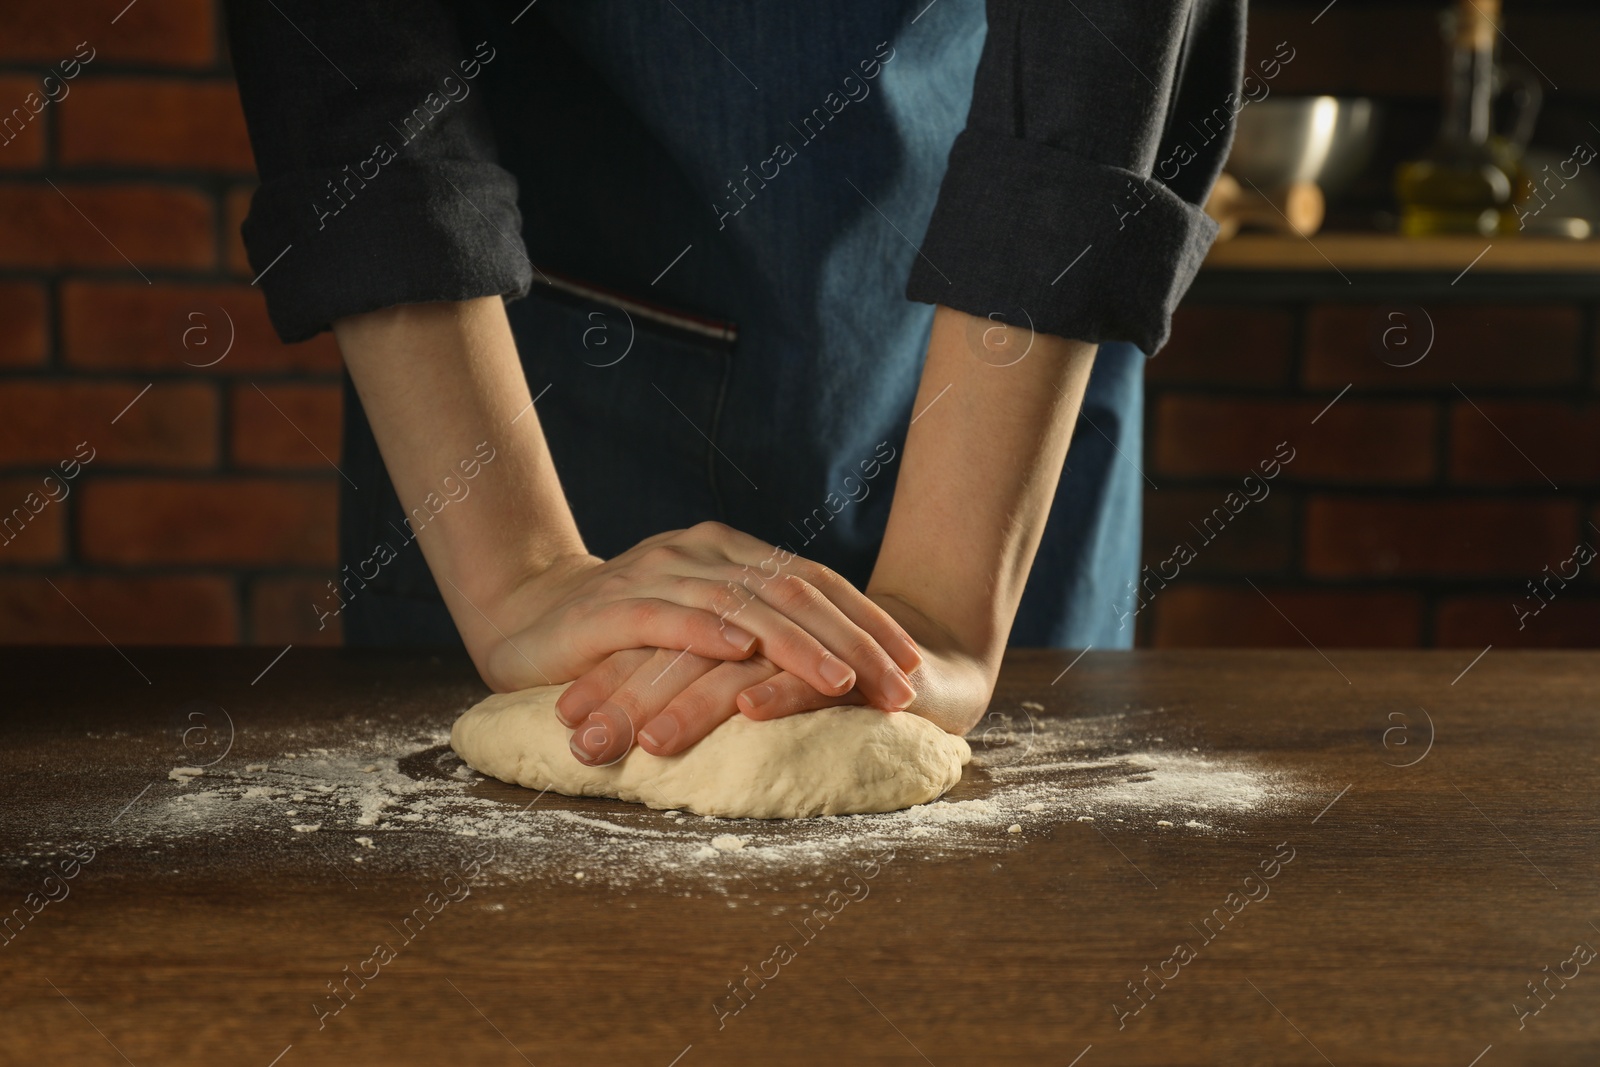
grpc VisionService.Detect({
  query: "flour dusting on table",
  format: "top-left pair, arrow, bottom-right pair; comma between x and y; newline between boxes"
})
31,701 -> 1307,892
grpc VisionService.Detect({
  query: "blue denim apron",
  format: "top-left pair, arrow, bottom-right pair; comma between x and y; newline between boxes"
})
340,0 -> 1143,649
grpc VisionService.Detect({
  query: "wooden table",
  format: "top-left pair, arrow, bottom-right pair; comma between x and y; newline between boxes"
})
2,648 -> 1596,1066
1203,233 -> 1600,273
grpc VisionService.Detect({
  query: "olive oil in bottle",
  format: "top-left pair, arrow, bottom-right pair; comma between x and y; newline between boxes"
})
1395,0 -> 1519,236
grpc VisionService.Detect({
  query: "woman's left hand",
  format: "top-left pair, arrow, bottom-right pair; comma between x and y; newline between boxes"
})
556,592 -> 996,764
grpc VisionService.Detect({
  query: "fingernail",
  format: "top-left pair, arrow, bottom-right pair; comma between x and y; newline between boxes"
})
740,684 -> 776,714
556,694 -> 597,726
721,623 -> 757,652
891,634 -> 923,672
570,707 -> 631,765
639,711 -> 680,752
819,654 -> 854,693
882,670 -> 916,710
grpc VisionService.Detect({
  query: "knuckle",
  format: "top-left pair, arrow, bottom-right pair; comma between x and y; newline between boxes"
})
604,689 -> 646,721
597,572 -> 631,597
643,544 -> 685,568
842,637 -> 883,668
688,520 -> 730,543
768,629 -> 820,667
706,581 -> 748,620
629,599 -> 665,628
665,692 -> 713,724
771,574 -> 819,612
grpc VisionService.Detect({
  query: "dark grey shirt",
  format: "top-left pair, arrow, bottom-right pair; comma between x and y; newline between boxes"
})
225,0 -> 1243,353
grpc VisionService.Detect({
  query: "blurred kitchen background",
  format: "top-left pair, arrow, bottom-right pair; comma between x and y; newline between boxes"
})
1,0 -> 1598,649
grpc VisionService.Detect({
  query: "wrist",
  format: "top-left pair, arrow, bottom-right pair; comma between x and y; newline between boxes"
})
866,587 -> 1005,681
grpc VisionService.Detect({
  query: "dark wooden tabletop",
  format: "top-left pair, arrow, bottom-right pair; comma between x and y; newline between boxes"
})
1,647 -> 1596,1067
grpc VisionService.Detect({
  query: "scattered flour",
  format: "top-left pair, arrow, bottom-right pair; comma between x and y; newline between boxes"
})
29,701 -> 1307,894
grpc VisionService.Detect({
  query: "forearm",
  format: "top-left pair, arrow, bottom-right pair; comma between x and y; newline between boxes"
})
333,297 -> 585,663
868,305 -> 1098,669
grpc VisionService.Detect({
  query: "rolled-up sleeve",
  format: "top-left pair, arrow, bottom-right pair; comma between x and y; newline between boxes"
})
225,0 -> 532,343
906,0 -> 1246,354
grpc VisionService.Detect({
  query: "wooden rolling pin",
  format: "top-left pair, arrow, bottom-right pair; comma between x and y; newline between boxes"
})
1205,173 -> 1325,240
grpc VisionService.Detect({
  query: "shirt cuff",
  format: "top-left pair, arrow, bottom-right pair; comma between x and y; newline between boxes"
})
240,160 -> 534,343
906,128 -> 1219,355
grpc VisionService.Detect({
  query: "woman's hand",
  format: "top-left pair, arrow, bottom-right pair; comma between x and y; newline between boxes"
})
736,591 -> 993,735
556,591 -> 994,765
480,522 -> 922,709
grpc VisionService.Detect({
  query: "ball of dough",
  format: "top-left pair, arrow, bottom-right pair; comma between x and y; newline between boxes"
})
450,685 -> 971,819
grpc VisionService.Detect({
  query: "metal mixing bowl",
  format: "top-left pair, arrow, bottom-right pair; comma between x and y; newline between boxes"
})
1225,96 -> 1382,194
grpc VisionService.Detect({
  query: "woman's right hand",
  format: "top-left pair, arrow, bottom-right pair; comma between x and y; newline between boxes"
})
473,522 -> 922,713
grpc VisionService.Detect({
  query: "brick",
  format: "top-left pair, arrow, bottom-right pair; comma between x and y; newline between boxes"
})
60,79 -> 254,172
1149,585 -> 1422,648
80,479 -> 337,565
226,186 -> 255,277
1436,595 -> 1600,649
1302,305 -> 1580,389
0,478 -> 66,563
0,184 -> 212,270
250,576 -> 342,646
232,384 -> 342,469
1142,489 -> 1294,575
1450,401 -> 1600,486
0,382 -> 217,468
0,76 -> 47,169
1246,10 -> 1441,97
1251,10 -> 1600,99
1147,306 -> 1294,386
60,282 -> 342,373
0,575 -> 235,644
0,283 -> 47,365
0,1 -> 214,66
1305,497 -> 1579,578
1152,396 -> 1436,483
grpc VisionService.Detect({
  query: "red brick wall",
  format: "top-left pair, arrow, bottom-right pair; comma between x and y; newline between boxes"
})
2,1 -> 1596,651
1141,302 -> 1600,649
0,0 -> 341,645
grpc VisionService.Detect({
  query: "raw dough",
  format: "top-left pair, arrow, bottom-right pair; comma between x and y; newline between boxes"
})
450,684 -> 971,819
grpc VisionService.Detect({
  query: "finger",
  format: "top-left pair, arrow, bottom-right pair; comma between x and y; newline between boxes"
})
555,648 -> 653,727
784,562 -> 922,674
639,655 -> 779,757
683,524 -> 922,673
739,573 -> 917,711
737,669 -> 871,721
618,525 -> 921,678
576,598 -> 759,664
670,577 -> 866,703
569,649 -> 717,766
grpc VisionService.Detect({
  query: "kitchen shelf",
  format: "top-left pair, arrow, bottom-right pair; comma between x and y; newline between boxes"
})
1203,233 -> 1600,273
